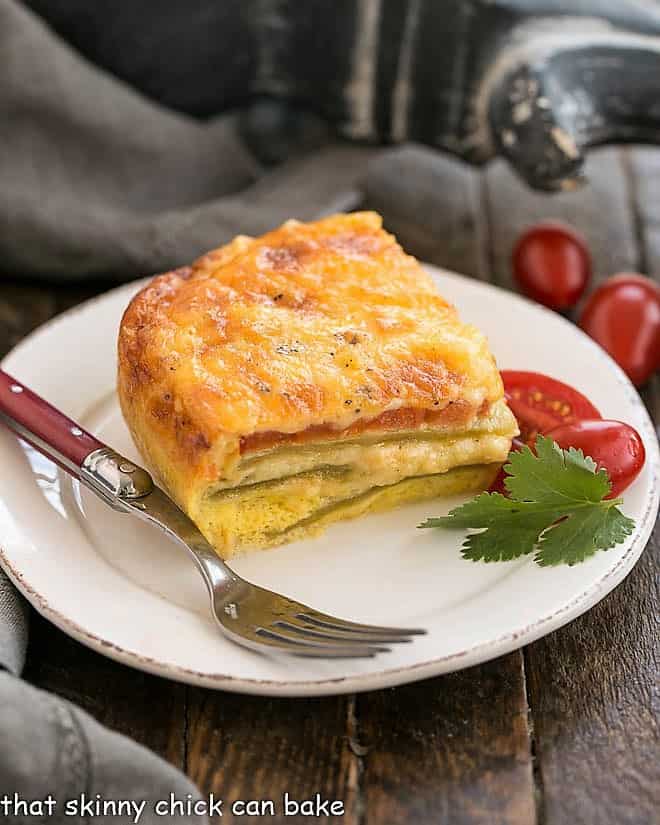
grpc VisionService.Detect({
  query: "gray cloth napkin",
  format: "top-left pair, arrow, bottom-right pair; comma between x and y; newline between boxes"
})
0,0 -> 456,817
0,0 -> 369,282
0,568 -> 29,675
1,571 -> 210,825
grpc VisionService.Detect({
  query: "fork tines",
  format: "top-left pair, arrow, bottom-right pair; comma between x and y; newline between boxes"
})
258,611 -> 426,658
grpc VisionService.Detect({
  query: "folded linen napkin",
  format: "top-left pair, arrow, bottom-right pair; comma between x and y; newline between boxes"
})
0,0 -> 370,282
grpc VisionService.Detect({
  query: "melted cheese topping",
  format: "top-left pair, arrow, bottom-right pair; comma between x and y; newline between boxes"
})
119,213 -> 502,456
118,212 -> 516,556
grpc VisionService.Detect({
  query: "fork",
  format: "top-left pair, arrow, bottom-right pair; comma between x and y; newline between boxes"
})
0,369 -> 425,658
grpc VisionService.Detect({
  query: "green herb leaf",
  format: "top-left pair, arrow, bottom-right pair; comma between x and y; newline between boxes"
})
419,435 -> 635,567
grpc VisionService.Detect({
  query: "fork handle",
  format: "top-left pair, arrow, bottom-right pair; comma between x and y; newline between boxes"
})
0,369 -> 103,474
0,369 -> 153,510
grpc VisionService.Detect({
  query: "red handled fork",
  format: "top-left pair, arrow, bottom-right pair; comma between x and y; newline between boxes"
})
0,369 -> 425,658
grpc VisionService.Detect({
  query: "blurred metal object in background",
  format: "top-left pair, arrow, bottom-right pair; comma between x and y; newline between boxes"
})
23,0 -> 660,190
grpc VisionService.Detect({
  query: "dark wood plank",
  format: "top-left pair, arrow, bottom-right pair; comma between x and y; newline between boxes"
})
485,146 -> 639,294
0,281 -> 56,359
359,657 -> 536,825
185,689 -> 358,824
54,280 -> 114,314
643,374 -> 660,436
524,469 -> 659,825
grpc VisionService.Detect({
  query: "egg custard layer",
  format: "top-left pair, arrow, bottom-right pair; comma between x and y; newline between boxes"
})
118,212 -> 517,558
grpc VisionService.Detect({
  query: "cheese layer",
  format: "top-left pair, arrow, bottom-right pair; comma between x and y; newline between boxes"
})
196,462 -> 500,557
193,410 -> 513,557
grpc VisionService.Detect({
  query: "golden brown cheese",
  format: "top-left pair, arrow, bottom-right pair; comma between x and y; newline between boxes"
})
118,212 -> 516,556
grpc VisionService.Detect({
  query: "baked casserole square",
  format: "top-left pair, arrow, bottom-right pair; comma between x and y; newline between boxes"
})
118,212 -> 517,558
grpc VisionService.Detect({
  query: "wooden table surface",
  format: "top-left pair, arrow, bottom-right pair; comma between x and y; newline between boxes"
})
2,145 -> 658,825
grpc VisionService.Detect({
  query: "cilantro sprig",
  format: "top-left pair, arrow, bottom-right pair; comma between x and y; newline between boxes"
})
419,435 -> 635,567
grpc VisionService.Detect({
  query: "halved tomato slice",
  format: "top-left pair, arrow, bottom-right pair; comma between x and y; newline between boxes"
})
501,370 -> 601,445
490,371 -> 602,494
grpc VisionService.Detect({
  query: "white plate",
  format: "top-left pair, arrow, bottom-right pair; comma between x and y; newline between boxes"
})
0,269 -> 657,696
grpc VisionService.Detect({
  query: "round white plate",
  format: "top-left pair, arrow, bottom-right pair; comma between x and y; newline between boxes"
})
0,269 -> 657,696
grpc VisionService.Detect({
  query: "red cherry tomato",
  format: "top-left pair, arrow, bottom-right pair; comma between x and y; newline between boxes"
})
501,370 -> 601,446
546,419 -> 646,498
513,221 -> 591,310
579,273 -> 660,386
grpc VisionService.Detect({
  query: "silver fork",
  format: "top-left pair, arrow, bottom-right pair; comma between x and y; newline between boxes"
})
0,369 -> 426,658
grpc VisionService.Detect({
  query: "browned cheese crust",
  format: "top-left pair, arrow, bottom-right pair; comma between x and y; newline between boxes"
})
118,212 -> 506,515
